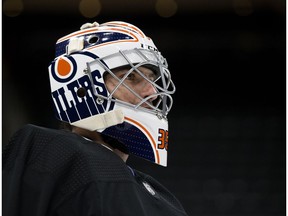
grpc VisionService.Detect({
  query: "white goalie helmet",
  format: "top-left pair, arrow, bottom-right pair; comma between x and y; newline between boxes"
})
48,21 -> 175,166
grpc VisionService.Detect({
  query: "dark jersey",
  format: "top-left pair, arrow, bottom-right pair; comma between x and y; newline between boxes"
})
3,124 -> 188,216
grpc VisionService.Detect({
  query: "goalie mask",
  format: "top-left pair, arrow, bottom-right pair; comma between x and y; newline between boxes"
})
48,21 -> 175,166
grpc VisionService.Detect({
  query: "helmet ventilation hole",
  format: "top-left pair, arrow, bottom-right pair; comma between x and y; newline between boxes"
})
77,87 -> 86,98
88,36 -> 99,44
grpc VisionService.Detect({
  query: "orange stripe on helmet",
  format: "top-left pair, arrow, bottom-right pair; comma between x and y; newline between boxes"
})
85,27 -> 139,50
124,116 -> 160,164
102,21 -> 145,38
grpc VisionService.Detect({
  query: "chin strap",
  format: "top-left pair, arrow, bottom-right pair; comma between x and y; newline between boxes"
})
71,109 -> 124,131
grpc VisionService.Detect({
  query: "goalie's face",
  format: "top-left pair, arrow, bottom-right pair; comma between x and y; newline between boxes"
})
104,66 -> 158,109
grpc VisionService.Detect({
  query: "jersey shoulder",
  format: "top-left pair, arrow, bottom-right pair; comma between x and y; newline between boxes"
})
3,124 -> 132,192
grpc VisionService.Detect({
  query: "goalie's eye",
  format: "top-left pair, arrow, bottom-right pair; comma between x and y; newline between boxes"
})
126,72 -> 136,81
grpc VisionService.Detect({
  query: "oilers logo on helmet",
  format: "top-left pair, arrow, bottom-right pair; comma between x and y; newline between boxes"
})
50,52 -> 115,124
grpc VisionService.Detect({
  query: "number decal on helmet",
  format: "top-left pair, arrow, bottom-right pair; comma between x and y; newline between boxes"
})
158,129 -> 168,151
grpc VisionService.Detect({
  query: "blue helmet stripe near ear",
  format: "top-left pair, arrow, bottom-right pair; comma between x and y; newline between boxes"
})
55,32 -> 133,57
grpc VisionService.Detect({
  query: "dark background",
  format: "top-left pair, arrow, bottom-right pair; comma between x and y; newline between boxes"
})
2,1 -> 286,215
